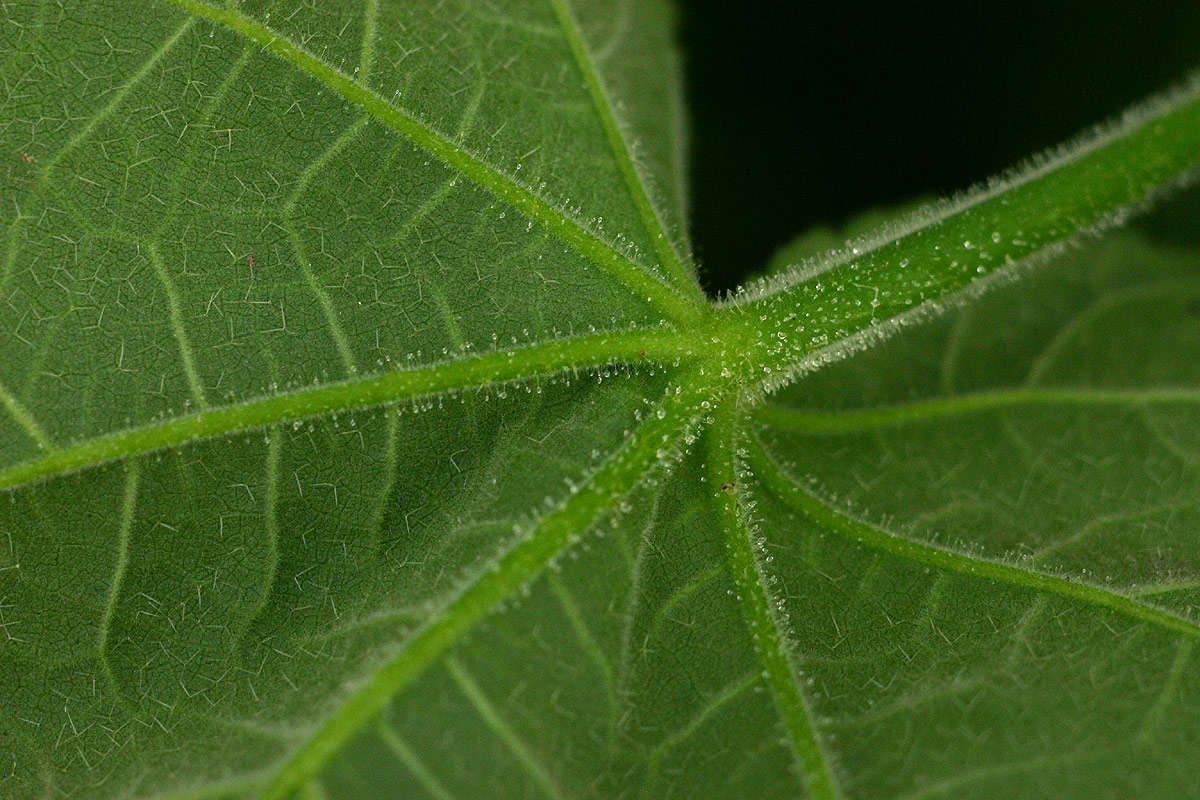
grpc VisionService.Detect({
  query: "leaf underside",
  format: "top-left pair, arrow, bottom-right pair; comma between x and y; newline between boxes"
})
2,2 -> 1200,800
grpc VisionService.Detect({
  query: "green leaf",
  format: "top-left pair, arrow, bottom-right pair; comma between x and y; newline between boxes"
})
746,234 -> 1200,797
2,3 -> 1199,799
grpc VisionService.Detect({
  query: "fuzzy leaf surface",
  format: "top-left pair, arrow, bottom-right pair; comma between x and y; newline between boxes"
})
2,2 -> 1200,799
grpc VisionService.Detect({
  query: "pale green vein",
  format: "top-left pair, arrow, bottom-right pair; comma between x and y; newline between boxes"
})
1003,596 -> 1048,669
20,309 -> 66,397
938,305 -> 973,394
147,241 -> 208,407
97,461 -> 139,698
281,115 -> 370,220
649,670 -> 759,762
0,326 -> 693,493
254,370 -> 717,800
1132,579 -> 1200,598
756,386 -> 1200,434
1137,639 -> 1194,745
187,712 -> 298,743
710,402 -> 842,800
611,491 -> 662,745
446,656 -> 566,800
548,572 -> 619,722
302,604 -> 428,648
0,375 -> 54,451
547,0 -> 702,302
389,176 -> 463,248
234,424 -> 282,650
1,17 -> 194,290
1033,503 -> 1187,564
284,222 -> 358,374
1026,279 -> 1200,385
157,0 -> 703,325
593,0 -> 633,61
149,772 -> 269,800
747,433 -> 1200,643
366,412 -> 400,557
1143,409 -> 1200,466
275,105 -> 366,374
358,0 -> 379,79
390,177 -> 470,348
297,780 -> 329,800
381,71 -> 485,351
643,562 -> 723,644
377,721 -> 458,800
150,43 -> 255,241
894,747 -> 1119,800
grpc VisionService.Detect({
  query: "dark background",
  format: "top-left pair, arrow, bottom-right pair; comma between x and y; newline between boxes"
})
679,1 -> 1200,293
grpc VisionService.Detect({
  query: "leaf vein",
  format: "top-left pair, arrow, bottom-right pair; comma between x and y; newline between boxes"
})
0,375 -> 54,452
252,369 -> 718,799
547,572 -> 619,724
147,241 -> 208,407
284,221 -> 358,374
756,386 -> 1200,434
547,0 -> 701,300
648,670 -> 759,762
1,17 -> 195,292
445,656 -> 566,800
376,721 -> 459,800
747,431 -> 1200,644
711,402 -> 842,799
96,460 -> 139,701
0,327 -> 691,493
1137,638 -> 1194,745
156,0 -> 703,324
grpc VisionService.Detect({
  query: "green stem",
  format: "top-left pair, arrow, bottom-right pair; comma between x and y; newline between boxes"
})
733,75 -> 1200,385
708,401 -> 842,799
0,328 -> 692,492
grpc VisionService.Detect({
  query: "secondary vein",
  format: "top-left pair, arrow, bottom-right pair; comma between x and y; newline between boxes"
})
446,656 -> 566,800
96,461 -> 139,700
156,0 -> 704,325
376,722 -> 459,800
147,241 -> 209,407
746,431 -> 1200,644
0,375 -> 54,452
1,17 -> 195,292
755,386 -> 1200,434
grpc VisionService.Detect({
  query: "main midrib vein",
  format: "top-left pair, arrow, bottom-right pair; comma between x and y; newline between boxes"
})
0,327 -> 692,493
255,368 -> 721,800
730,74 -> 1200,379
155,0 -> 705,326
709,401 -> 842,800
746,432 -> 1200,643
